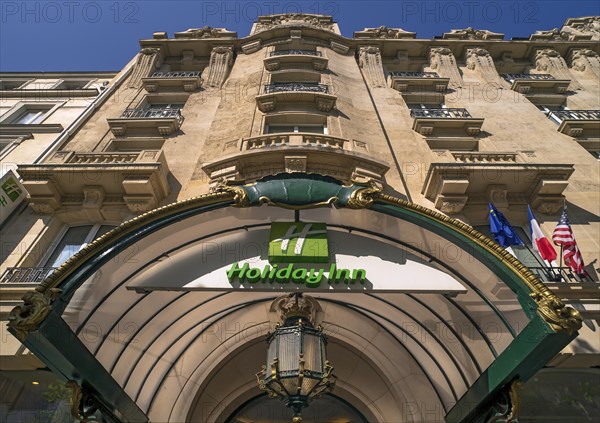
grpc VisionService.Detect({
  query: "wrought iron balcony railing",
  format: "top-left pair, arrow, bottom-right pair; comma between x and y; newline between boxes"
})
263,82 -> 329,94
550,110 -> 600,121
502,73 -> 555,82
270,50 -> 322,57
120,107 -> 183,120
1,267 -> 56,284
389,71 -> 440,78
528,266 -> 594,283
410,108 -> 473,118
150,71 -> 201,78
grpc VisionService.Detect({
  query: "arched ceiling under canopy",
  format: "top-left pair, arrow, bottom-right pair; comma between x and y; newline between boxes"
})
8,174 -> 582,423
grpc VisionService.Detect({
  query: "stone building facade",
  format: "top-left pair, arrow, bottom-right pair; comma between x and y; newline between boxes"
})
0,14 -> 598,423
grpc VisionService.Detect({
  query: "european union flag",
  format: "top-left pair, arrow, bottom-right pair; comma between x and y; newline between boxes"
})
488,203 -> 524,248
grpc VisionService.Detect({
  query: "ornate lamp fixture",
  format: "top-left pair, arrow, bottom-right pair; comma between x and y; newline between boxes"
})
256,293 -> 336,422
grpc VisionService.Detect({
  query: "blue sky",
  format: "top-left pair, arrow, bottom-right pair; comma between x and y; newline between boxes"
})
1,1 -> 599,71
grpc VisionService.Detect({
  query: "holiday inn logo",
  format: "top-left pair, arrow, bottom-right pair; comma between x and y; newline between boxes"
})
226,221 -> 367,288
268,222 -> 329,263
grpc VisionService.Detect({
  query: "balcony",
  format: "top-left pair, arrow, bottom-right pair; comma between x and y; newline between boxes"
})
551,110 -> 600,139
411,108 -> 484,137
107,107 -> 184,136
18,149 -> 170,214
203,133 -> 388,186
422,153 -> 574,214
264,50 -> 328,72
528,267 -> 594,284
388,72 -> 449,103
142,71 -> 203,93
0,267 -> 56,284
503,73 -> 570,105
256,83 -> 336,112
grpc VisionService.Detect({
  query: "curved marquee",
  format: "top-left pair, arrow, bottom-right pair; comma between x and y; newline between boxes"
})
8,175 -> 581,423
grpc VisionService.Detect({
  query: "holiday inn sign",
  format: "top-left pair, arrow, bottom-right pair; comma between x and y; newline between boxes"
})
227,222 -> 365,286
127,220 -> 467,294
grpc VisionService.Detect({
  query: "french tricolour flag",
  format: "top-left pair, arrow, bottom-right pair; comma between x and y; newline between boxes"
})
528,205 -> 557,262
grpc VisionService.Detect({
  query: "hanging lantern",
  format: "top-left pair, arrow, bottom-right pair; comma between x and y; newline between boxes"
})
256,293 -> 336,422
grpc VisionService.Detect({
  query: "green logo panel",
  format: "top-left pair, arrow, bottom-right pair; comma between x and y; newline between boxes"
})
2,177 -> 22,202
269,222 -> 328,263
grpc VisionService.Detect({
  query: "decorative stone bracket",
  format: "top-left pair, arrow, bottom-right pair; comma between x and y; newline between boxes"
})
534,49 -> 581,90
465,48 -> 503,85
203,46 -> 234,88
358,46 -> 387,88
128,48 -> 162,88
569,48 -> 600,79
429,47 -> 463,88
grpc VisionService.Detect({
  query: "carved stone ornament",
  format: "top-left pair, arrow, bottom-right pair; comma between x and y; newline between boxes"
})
465,48 -> 503,85
254,14 -> 334,34
203,46 -> 234,88
530,28 -> 573,41
174,26 -> 236,39
442,27 -> 504,40
429,47 -> 463,87
8,289 -> 61,340
129,48 -> 161,88
563,16 -> 600,39
535,49 -> 581,90
358,46 -> 386,88
570,49 -> 600,79
354,26 -> 416,39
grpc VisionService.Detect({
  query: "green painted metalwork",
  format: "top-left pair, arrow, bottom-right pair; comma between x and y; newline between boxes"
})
7,174 -> 580,423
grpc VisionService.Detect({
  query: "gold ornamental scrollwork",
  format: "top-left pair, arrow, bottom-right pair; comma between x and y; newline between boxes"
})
530,292 -> 582,334
346,185 -> 382,209
66,381 -> 100,423
220,185 -> 251,207
7,288 -> 61,340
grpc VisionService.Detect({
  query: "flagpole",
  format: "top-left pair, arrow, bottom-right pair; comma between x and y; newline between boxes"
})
521,240 -> 557,280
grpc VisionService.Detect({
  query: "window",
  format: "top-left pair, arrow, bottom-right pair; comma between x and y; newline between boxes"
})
144,103 -> 184,117
537,105 -> 566,124
43,225 -> 115,268
265,124 -> 327,134
12,108 -> 51,124
0,80 -> 27,90
474,225 -> 546,269
54,79 -> 91,90
1,104 -> 58,125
